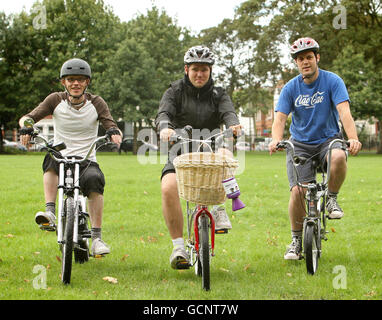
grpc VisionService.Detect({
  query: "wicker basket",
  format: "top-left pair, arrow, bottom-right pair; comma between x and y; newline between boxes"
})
173,152 -> 239,205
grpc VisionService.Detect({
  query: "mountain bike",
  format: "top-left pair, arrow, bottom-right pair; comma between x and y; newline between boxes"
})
25,121 -> 112,284
277,139 -> 349,275
170,127 -> 243,290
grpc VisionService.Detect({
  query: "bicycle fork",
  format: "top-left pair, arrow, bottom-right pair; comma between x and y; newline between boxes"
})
56,161 -> 82,246
193,206 -> 215,257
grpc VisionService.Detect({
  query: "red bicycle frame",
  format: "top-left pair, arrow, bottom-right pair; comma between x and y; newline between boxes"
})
193,205 -> 215,256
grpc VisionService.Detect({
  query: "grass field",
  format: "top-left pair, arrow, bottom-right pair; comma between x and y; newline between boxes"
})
0,151 -> 381,301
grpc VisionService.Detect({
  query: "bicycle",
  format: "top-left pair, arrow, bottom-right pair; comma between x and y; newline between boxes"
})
170,127 -> 244,290
24,120 -> 112,284
276,139 -> 349,275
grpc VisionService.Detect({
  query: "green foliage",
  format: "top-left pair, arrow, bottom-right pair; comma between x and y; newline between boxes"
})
0,0 -> 123,128
0,2 -> 194,134
93,7 -> 193,127
233,0 -> 382,151
332,46 -> 382,121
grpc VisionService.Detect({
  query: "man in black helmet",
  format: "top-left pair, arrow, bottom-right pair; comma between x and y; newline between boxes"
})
19,58 -> 122,256
155,46 -> 242,269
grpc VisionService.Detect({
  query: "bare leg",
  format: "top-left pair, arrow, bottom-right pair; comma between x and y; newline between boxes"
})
43,169 -> 58,203
327,149 -> 347,193
87,192 -> 104,228
161,173 -> 183,239
289,185 -> 307,231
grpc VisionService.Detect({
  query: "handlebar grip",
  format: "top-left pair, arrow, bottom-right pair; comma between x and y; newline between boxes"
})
53,142 -> 66,152
276,142 -> 286,150
182,125 -> 193,138
19,127 -> 34,136
169,135 -> 180,143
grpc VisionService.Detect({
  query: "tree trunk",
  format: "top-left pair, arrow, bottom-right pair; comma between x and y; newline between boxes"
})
133,121 -> 138,155
377,119 -> 382,154
0,125 -> 3,154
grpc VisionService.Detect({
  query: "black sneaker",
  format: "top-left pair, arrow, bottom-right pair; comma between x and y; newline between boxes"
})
284,237 -> 303,260
326,197 -> 344,219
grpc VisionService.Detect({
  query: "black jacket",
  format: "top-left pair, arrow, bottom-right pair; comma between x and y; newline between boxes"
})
155,76 -> 240,132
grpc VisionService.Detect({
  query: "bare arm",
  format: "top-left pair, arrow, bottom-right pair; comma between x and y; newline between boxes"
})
337,101 -> 362,156
268,111 -> 288,155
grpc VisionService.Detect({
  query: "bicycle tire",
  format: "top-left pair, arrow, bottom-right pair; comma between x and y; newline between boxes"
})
74,212 -> 90,264
304,223 -> 319,275
199,215 -> 210,291
61,197 -> 75,284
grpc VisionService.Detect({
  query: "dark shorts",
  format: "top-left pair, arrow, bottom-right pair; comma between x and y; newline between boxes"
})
161,159 -> 176,180
286,133 -> 347,189
42,154 -> 105,197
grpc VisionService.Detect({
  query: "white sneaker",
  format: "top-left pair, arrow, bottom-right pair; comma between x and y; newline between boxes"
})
170,246 -> 190,269
211,206 -> 232,231
284,237 -> 302,260
35,211 -> 56,231
91,238 -> 110,256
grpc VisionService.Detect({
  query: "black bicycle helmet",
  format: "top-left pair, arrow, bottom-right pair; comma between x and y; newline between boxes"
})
184,46 -> 215,65
60,58 -> 91,79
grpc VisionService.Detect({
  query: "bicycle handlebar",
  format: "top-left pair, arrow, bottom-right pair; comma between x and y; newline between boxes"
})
26,124 -> 110,164
276,139 -> 350,185
276,139 -> 350,165
169,127 -> 238,152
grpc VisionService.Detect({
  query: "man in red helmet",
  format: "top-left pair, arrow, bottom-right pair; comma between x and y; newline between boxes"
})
269,37 -> 362,260
19,58 -> 122,256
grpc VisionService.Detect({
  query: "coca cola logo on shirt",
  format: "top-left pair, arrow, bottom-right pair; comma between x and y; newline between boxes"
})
294,91 -> 325,109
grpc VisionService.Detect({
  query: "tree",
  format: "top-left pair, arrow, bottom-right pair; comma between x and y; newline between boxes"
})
94,6 -> 194,128
0,0 -> 124,130
234,0 -> 382,152
200,19 -> 255,98
232,85 -> 273,137
332,46 -> 382,153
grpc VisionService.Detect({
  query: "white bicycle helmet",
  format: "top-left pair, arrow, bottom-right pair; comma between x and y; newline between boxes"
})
290,37 -> 319,59
184,46 -> 215,65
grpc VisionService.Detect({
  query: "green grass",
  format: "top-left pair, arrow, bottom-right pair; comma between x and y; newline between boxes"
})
0,152 -> 381,300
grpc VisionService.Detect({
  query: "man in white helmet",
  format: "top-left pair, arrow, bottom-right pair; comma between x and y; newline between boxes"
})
155,46 -> 242,269
19,58 -> 122,256
268,37 -> 362,260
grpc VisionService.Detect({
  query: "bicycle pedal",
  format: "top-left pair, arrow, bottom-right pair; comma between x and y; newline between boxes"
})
176,261 -> 191,269
39,223 -> 56,232
215,229 -> 228,234
81,232 -> 91,238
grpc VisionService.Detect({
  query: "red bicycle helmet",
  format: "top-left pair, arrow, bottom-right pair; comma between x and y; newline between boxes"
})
290,37 -> 319,59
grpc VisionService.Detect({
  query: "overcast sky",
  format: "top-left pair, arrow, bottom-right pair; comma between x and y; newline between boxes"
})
0,0 -> 246,33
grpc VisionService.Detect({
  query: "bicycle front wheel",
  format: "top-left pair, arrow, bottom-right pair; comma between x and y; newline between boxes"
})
61,197 -> 75,284
199,215 -> 210,291
304,223 -> 319,275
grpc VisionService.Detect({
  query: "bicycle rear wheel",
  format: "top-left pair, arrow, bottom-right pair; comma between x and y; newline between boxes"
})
61,197 -> 75,284
304,223 -> 319,275
199,215 -> 210,291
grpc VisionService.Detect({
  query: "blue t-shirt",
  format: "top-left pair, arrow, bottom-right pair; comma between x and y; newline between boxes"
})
276,69 -> 350,144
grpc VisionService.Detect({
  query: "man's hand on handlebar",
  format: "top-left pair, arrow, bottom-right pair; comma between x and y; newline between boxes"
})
160,128 -> 176,142
268,139 -> 281,155
106,127 -> 122,147
347,139 -> 362,156
229,124 -> 243,137
19,127 -> 34,146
